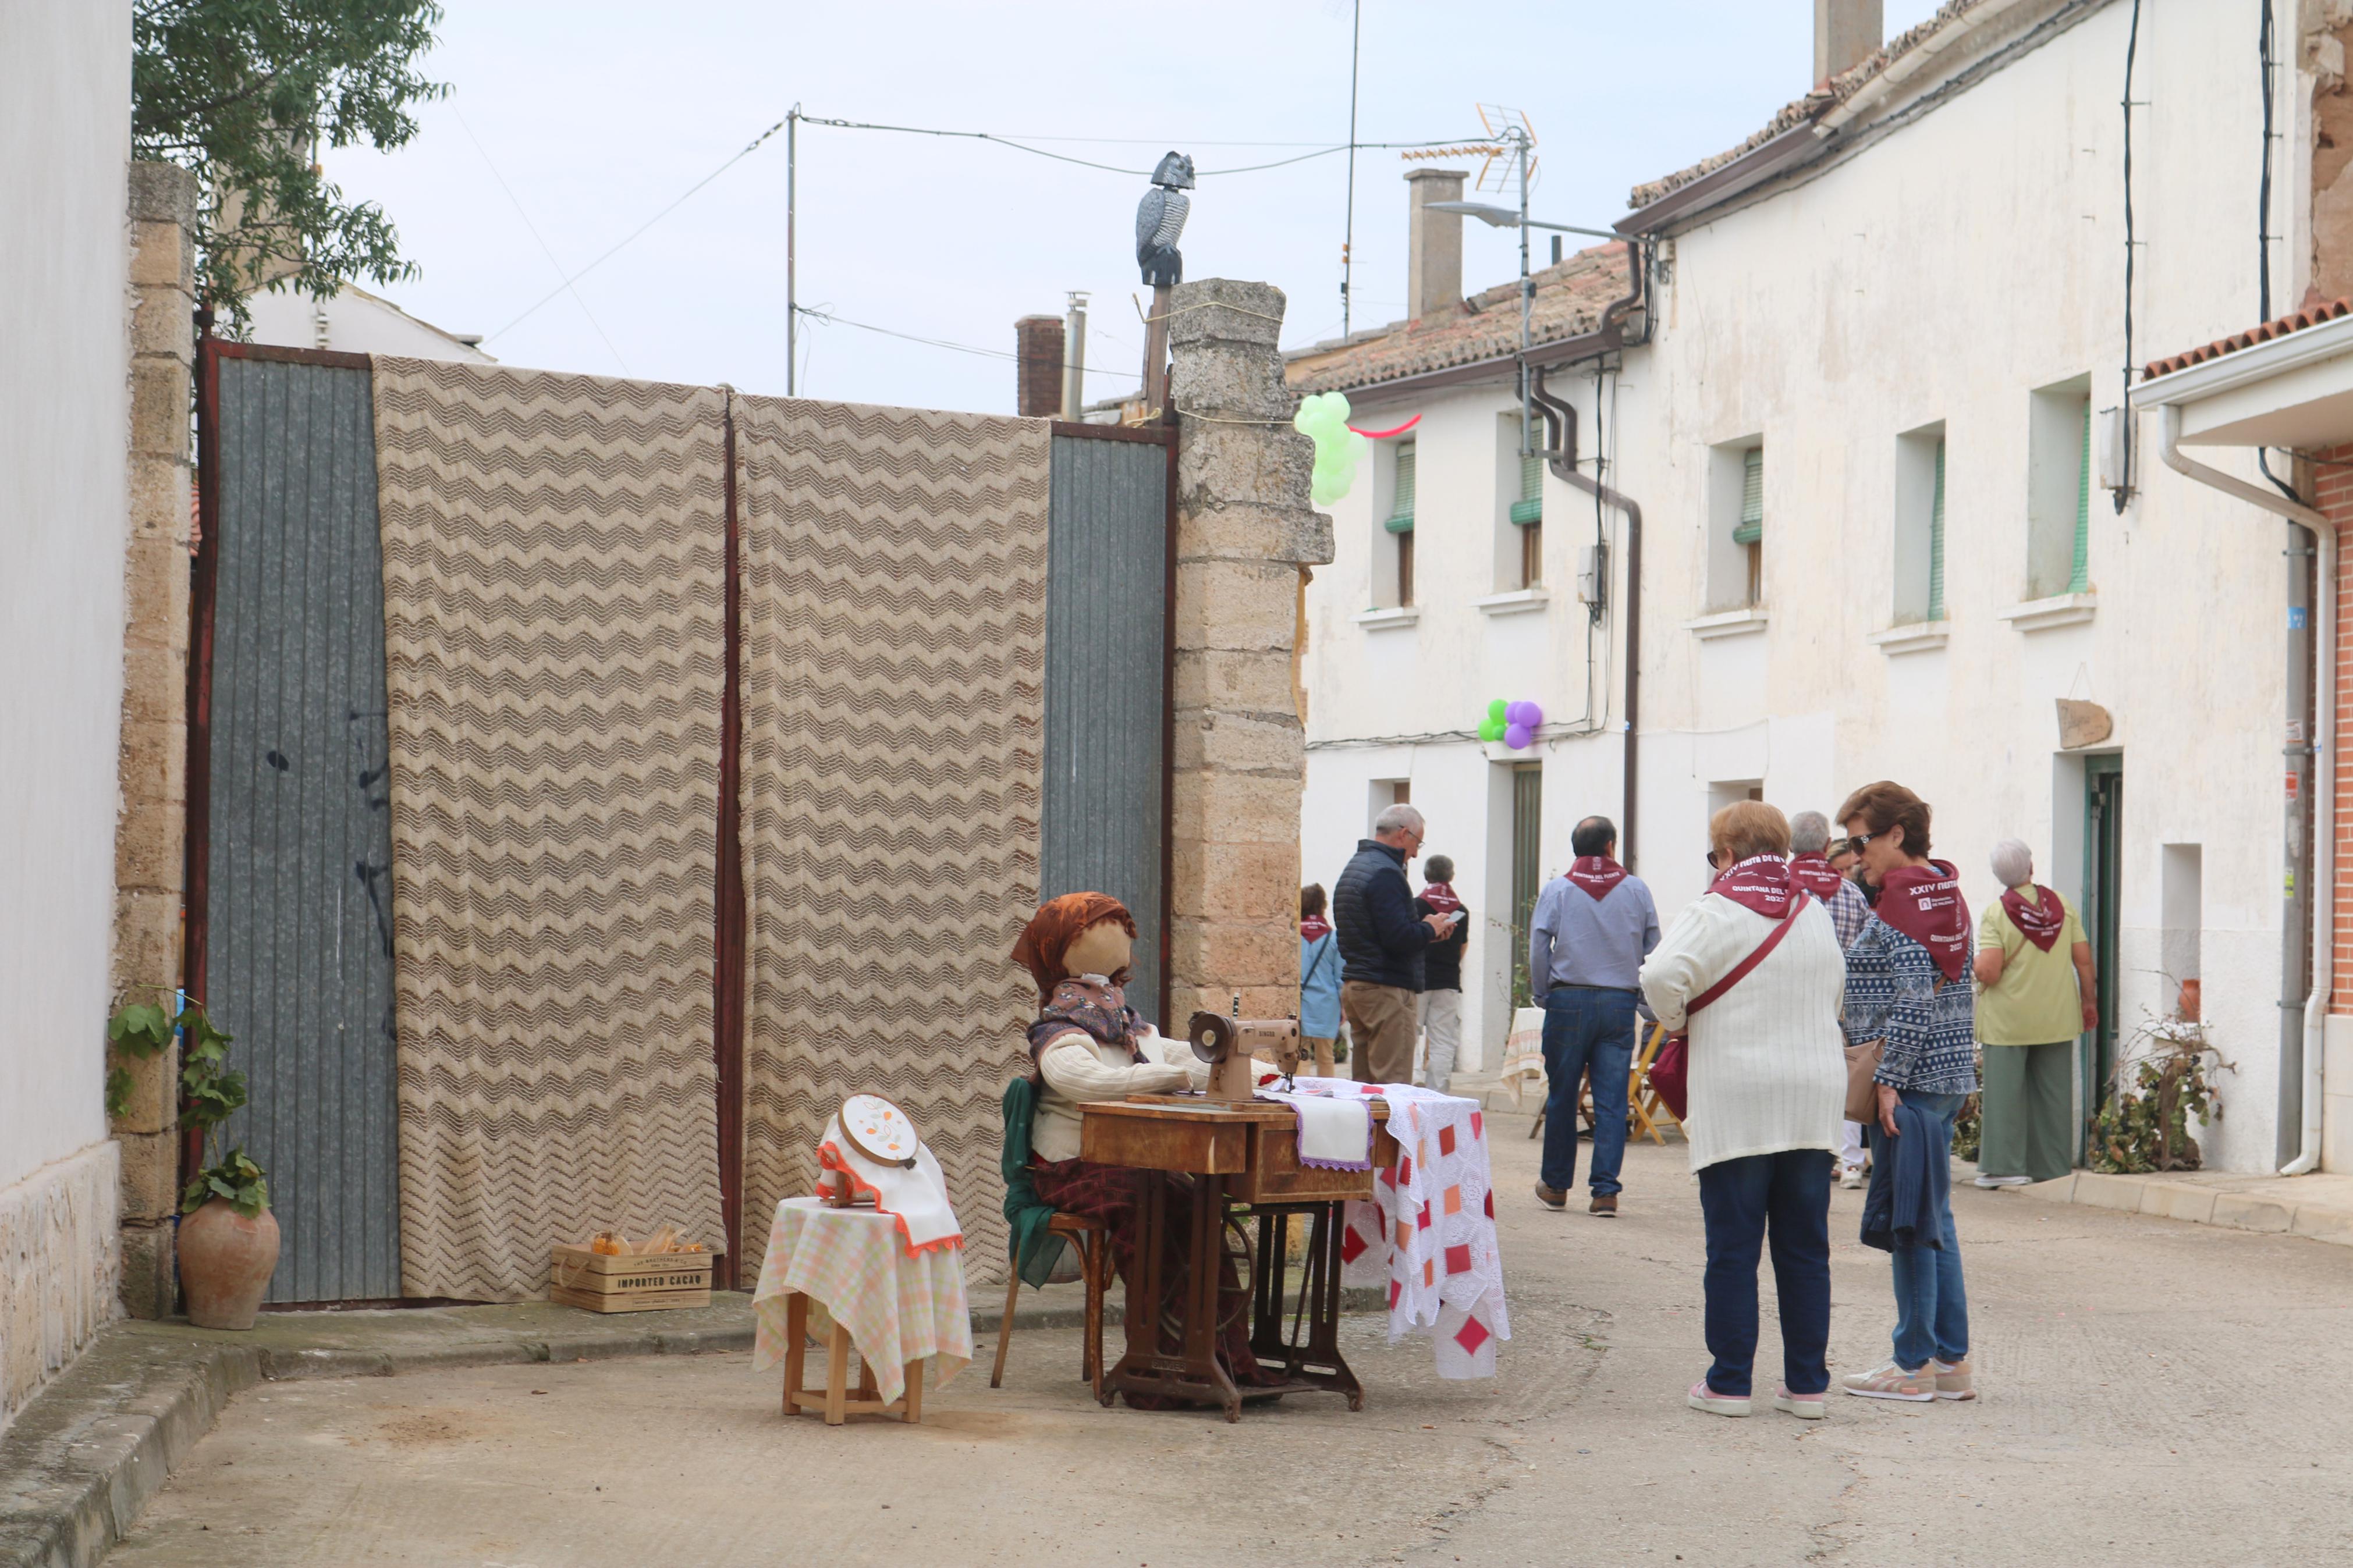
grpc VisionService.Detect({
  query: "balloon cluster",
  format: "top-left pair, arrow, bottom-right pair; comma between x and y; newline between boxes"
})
1292,391 -> 1365,506
1479,698 -> 1545,749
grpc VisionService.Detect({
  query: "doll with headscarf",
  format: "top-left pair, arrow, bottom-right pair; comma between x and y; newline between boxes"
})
1008,893 -> 1269,1402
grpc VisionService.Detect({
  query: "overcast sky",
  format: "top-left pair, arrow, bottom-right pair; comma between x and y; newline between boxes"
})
321,1 -> 1940,413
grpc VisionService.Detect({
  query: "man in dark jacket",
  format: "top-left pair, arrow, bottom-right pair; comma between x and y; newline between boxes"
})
1333,803 -> 1459,1085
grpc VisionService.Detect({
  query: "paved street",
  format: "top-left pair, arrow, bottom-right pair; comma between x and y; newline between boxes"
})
109,1120 -> 2353,1567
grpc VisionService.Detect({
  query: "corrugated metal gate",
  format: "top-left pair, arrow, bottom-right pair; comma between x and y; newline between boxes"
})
192,347 -> 1175,1302
1041,428 -> 1173,1019
194,346 -> 402,1303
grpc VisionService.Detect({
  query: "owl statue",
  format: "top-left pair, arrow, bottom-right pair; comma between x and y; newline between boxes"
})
1135,151 -> 1195,288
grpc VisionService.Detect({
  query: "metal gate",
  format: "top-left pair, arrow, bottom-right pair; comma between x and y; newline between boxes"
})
1040,426 -> 1173,1021
193,344 -> 402,1303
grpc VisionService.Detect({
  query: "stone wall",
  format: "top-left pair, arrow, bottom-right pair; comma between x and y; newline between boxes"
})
0,1143 -> 120,1432
1164,280 -> 1333,1026
113,162 -> 198,1319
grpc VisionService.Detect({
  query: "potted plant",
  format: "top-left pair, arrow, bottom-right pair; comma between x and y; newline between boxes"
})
2086,1010 -> 2234,1175
111,992 -> 276,1328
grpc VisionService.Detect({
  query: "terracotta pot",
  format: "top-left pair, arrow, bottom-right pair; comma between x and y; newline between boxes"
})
2178,979 -> 2202,1023
178,1199 -> 279,1329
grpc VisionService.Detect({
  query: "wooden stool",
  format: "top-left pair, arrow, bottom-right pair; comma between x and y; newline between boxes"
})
988,1211 -> 1108,1402
779,1290 -> 925,1425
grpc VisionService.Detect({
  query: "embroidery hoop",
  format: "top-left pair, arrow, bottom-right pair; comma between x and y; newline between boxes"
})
836,1093 -> 920,1170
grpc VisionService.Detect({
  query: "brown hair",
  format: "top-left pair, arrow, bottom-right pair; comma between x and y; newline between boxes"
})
1300,883 -> 1327,920
1835,780 -> 1933,857
1709,801 -> 1790,863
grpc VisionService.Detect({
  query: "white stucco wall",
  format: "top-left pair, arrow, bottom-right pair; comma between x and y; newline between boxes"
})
1617,0 -> 2293,1169
244,282 -> 495,362
1301,379 -> 1629,1073
0,0 -> 132,1190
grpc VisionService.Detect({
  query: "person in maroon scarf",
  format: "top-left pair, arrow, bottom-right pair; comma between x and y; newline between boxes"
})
1414,855 -> 1470,1091
1971,837 -> 2095,1187
1836,781 -> 1979,1404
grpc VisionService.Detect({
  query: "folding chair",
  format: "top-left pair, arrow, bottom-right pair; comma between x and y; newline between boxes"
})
1627,1021 -> 1682,1145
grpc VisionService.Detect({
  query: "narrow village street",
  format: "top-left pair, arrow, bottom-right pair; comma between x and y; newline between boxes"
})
106,1121 -> 2353,1568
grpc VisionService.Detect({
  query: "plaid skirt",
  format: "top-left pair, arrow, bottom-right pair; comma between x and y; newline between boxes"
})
1028,1155 -> 1272,1397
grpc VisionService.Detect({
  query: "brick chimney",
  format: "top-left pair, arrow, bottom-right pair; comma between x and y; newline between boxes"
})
1815,0 -> 1883,85
1406,168 -> 1468,323
1016,315 -> 1064,417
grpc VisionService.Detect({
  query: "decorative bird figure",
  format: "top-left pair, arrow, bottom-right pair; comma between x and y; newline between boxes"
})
1135,151 -> 1195,287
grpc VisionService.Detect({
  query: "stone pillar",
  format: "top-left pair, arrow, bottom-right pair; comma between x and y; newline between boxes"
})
1165,280 -> 1335,1027
113,161 -> 198,1318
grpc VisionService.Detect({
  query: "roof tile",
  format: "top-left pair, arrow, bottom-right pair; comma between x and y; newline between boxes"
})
2142,297 -> 2353,379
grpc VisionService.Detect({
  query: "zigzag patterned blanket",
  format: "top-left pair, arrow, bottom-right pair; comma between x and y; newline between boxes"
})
372,358 -> 728,1300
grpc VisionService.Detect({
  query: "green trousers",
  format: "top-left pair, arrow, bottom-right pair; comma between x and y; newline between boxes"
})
1978,1040 -> 2074,1184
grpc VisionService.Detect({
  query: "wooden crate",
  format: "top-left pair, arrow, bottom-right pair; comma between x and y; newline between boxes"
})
548,1245 -> 714,1313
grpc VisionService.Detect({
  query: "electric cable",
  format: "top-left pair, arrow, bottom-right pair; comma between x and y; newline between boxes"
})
791,304 -> 1134,381
2117,0 -> 2140,516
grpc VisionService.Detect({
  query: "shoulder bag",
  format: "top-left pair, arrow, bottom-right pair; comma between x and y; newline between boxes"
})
1650,894 -> 1810,1122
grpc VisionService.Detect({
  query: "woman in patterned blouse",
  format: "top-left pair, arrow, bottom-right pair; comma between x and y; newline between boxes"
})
1836,780 -> 1979,1406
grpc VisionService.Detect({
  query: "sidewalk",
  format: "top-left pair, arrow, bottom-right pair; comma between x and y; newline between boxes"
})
2012,1165 -> 2353,1245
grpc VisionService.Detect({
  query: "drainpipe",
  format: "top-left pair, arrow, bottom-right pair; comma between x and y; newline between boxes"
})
2155,403 -> 2331,1174
1531,365 -> 1643,869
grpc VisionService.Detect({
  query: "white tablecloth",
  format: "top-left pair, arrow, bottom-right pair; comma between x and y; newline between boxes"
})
751,1197 -> 973,1404
1500,1005 -> 1547,1108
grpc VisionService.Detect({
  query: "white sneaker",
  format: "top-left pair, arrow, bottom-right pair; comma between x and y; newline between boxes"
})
1972,1174 -> 2031,1189
1839,1165 -> 1864,1190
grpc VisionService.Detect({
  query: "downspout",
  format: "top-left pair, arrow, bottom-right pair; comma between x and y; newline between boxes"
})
2155,403 -> 2331,1174
1532,361 -> 1643,869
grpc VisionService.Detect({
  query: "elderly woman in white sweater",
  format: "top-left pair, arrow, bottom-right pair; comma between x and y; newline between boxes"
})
1640,802 -> 1849,1420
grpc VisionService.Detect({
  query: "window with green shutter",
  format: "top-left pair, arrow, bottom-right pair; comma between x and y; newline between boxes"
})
1732,447 -> 1763,545
1926,437 -> 1947,621
1509,447 -> 1543,525
2068,399 -> 2091,594
1385,442 -> 1416,534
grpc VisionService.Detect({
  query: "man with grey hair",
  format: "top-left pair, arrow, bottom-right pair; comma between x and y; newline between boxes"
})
1333,802 -> 1460,1085
1789,809 -> 1877,1186
1972,837 -> 2094,1187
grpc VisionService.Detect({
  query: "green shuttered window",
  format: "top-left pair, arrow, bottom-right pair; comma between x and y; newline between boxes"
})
1927,437 -> 1947,621
1732,446 -> 1763,545
1385,442 -> 1416,534
2068,400 -> 2091,594
1510,447 -> 1543,525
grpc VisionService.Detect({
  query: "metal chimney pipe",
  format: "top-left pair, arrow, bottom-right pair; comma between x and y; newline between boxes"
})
1061,291 -> 1088,421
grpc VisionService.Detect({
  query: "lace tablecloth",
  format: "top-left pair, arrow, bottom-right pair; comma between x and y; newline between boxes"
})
1500,1005 -> 1548,1110
751,1197 -> 973,1404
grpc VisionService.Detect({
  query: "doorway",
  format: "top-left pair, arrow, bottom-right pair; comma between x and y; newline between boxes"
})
2081,755 -> 2124,1153
1509,763 -> 1542,1008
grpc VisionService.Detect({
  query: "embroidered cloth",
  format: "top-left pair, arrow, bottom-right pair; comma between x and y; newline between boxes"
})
1500,1007 -> 1547,1110
752,1196 -> 973,1405
1254,1086 -> 1374,1169
814,1108 -> 963,1257
1332,1083 -> 1510,1378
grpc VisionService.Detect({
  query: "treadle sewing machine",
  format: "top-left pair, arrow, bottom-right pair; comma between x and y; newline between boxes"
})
1077,1002 -> 1400,1422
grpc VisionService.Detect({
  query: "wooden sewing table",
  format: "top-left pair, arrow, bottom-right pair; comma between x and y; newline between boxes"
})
1078,1095 -> 1399,1422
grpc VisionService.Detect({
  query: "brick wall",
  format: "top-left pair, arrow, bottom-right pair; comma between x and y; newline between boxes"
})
2323,442 -> 2353,1014
1015,315 -> 1063,418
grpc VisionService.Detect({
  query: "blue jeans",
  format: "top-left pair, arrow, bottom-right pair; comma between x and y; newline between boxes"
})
1889,1090 -> 1969,1372
1539,987 -> 1635,1196
1695,1149 -> 1833,1397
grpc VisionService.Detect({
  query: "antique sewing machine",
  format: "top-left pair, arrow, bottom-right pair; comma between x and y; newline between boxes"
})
1184,995 -> 1300,1100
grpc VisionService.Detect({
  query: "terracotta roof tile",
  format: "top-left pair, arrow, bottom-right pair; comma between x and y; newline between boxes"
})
1283,243 -> 1632,395
2142,297 -> 2353,379
1626,1 -> 1986,212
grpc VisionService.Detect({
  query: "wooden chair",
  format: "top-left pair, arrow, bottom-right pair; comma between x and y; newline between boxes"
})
988,1211 -> 1109,1402
1530,1021 -> 1678,1143
780,1292 -> 926,1425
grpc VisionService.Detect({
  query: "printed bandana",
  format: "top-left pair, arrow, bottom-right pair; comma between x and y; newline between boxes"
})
1418,881 -> 1463,915
1567,856 -> 1627,901
1788,852 -> 1846,900
1876,860 -> 1972,980
2001,885 -> 2066,952
1300,915 -> 1333,942
1710,854 -> 1799,918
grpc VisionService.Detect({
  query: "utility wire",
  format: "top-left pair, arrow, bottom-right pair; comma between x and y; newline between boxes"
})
792,304 -> 1134,381
456,111 -> 631,372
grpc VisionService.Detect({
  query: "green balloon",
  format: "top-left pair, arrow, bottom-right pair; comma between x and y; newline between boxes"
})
1486,699 -> 1509,724
1478,717 -> 1505,743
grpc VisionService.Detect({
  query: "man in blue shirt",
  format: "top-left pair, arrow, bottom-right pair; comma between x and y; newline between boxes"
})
1529,815 -> 1660,1216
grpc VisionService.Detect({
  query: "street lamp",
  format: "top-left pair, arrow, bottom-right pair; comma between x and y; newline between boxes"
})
1424,198 -> 1622,459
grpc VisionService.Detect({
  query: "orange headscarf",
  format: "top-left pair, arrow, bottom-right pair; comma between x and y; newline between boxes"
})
1010,893 -> 1137,1007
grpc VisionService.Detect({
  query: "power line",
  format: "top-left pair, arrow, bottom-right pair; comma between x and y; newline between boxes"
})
792,304 -> 1135,382
455,110 -> 631,373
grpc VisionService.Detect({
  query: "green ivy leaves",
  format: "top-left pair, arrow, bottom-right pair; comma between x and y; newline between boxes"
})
182,1147 -> 269,1219
107,989 -> 267,1215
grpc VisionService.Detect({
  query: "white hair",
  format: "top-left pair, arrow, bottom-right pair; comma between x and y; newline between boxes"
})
1990,837 -> 2035,889
1789,810 -> 1832,856
1373,803 -> 1426,837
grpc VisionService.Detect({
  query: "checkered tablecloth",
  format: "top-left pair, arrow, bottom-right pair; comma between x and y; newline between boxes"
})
751,1197 -> 973,1404
1336,1085 -> 1509,1379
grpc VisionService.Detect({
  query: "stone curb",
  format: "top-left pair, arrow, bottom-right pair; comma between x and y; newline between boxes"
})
2012,1169 -> 2353,1245
0,1283 -> 1384,1568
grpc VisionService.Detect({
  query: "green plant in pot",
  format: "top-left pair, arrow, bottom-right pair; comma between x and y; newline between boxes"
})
111,991 -> 276,1328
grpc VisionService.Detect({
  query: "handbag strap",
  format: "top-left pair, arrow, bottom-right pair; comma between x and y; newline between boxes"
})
1685,894 -> 1811,1018
1303,934 -> 1335,987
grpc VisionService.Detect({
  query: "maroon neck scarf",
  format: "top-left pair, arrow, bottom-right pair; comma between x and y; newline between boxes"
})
1788,852 -> 1845,900
1300,915 -> 1332,942
1710,854 -> 1802,918
1419,881 -> 1463,915
1568,856 -> 1627,901
2001,884 -> 2065,952
1876,861 -> 1971,980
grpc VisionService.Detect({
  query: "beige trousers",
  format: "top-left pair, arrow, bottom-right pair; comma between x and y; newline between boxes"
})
1342,980 -> 1419,1086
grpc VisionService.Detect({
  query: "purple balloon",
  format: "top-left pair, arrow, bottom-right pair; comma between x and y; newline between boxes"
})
1504,722 -> 1534,749
1517,702 -> 1544,729
1504,701 -> 1534,727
